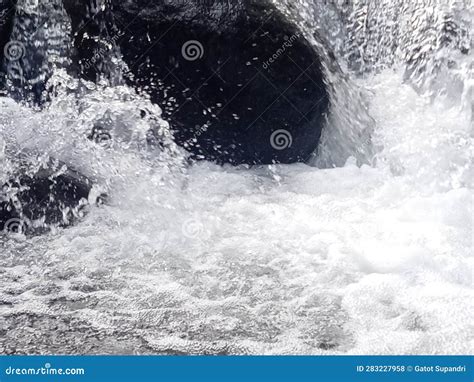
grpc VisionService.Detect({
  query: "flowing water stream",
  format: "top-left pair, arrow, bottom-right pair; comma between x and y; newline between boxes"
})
0,0 -> 472,354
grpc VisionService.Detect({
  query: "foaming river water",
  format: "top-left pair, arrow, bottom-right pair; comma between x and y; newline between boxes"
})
0,0 -> 473,355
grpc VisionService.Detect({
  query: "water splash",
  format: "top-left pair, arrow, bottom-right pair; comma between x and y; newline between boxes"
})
0,0 -> 472,355
5,0 -> 72,103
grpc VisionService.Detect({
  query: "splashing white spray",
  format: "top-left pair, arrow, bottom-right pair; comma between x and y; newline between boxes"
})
0,0 -> 472,355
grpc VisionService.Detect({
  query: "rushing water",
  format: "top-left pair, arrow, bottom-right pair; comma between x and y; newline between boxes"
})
0,0 -> 472,354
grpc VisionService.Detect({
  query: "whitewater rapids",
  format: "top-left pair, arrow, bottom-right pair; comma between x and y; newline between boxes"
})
0,0 -> 473,355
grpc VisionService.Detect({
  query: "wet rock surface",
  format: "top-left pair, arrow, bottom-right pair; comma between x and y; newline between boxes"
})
0,0 -> 16,92
65,0 -> 330,165
0,161 -> 94,235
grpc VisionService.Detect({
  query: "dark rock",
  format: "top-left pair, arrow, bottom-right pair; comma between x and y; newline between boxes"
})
0,161 -> 95,235
0,0 -> 16,93
65,0 -> 330,165
62,0 -> 122,84
3,0 -> 73,104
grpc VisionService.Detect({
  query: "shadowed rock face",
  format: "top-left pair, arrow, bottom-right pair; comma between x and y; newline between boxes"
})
0,0 -> 331,234
0,1 -> 15,53
0,0 -> 16,92
2,0 -> 330,165
0,163 -> 93,235
65,0 -> 330,165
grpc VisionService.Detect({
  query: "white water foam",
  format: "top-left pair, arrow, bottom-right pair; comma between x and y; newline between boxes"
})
0,0 -> 473,355
0,62 -> 472,354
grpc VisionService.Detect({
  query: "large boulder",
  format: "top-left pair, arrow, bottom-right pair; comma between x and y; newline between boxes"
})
64,0 -> 330,165
0,0 -> 16,93
0,161 -> 95,235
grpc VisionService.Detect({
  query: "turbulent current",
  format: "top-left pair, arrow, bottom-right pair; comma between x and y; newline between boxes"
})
0,0 -> 473,354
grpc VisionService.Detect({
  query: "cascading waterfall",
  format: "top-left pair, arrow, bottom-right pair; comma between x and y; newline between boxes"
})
5,0 -> 72,103
0,0 -> 472,355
